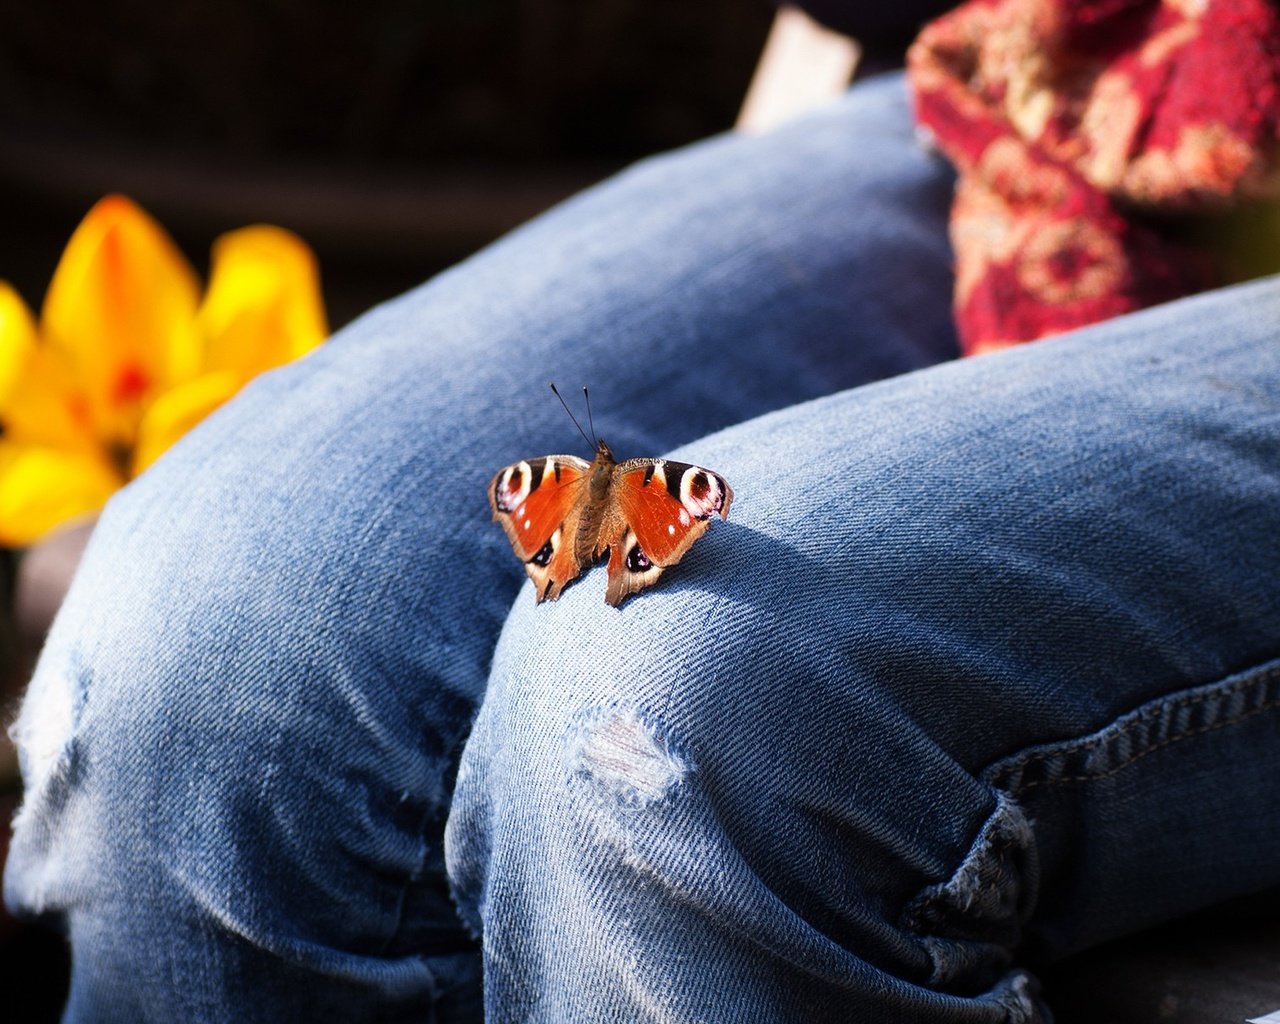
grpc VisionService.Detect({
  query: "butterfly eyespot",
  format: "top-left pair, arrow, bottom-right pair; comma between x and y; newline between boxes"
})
625,543 -> 651,573
530,538 -> 555,567
679,467 -> 723,520
490,446 -> 728,606
495,461 -> 533,512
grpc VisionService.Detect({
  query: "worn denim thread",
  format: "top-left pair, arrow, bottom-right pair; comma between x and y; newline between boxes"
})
898,664 -> 1278,1013
565,703 -> 690,809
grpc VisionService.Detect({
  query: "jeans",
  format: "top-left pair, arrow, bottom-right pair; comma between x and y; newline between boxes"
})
6,73 -> 1280,1022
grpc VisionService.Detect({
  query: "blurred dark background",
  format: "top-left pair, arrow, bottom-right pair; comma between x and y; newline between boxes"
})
0,0 -> 780,332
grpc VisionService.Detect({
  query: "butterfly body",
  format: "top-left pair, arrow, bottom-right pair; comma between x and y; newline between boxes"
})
489,438 -> 732,606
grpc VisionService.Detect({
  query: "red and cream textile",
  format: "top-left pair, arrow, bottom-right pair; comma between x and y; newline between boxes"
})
909,0 -> 1280,354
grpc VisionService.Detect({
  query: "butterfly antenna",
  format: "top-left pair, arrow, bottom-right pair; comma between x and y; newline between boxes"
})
549,382 -> 593,450
582,386 -> 598,446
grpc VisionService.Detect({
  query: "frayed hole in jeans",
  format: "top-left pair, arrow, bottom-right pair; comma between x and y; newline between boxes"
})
10,656 -> 87,795
568,706 -> 688,806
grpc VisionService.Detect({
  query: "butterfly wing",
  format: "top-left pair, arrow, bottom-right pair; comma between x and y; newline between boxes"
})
604,458 -> 733,606
489,454 -> 592,601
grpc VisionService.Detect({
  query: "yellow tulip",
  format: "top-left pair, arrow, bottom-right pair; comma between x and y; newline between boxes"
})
0,195 -> 328,547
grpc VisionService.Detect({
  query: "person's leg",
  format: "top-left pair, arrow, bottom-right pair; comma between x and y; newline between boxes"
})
447,274 -> 1280,1022
4,74 -> 956,1021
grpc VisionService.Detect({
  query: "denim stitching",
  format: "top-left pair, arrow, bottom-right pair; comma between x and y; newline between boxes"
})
985,659 -> 1280,794
890,658 -> 1280,1019
1000,698 -> 1280,792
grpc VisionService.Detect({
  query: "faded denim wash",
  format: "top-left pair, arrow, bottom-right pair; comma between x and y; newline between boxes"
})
6,73 -> 1280,1022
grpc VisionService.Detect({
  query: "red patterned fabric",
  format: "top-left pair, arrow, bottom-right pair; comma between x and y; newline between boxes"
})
908,0 -> 1280,354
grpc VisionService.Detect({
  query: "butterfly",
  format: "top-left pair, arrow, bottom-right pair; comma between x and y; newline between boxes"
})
488,388 -> 733,606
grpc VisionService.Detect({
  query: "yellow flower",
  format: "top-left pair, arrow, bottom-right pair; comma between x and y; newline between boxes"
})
0,195 -> 327,547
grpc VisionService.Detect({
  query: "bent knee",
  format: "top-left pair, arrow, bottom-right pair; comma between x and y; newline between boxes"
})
8,540 -> 457,969
448,587 -> 1040,999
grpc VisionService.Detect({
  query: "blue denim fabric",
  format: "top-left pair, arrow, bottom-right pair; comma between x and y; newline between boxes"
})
6,73 -> 1280,1022
449,292 -> 1280,1020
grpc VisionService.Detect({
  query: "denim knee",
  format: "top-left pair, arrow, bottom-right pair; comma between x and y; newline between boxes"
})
447,284 -> 1280,1018
5,477 -> 479,1018
446,578 -> 1046,1022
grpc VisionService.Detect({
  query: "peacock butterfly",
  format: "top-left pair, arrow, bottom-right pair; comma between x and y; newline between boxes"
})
488,387 -> 733,606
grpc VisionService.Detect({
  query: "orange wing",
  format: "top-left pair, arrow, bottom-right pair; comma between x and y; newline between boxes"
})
489,454 -> 591,601
605,458 -> 732,605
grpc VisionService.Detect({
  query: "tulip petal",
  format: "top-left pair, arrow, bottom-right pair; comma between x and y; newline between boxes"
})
0,441 -> 122,547
41,195 -> 202,449
132,371 -> 241,475
4,347 -> 100,455
199,225 -> 328,381
0,280 -> 38,412
0,281 -> 99,456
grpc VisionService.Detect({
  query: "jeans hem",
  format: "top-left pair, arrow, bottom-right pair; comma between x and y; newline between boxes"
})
984,657 -> 1280,795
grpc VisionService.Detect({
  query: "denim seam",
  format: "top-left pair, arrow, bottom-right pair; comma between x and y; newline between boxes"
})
896,660 -> 1279,1016
985,659 -> 1280,794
